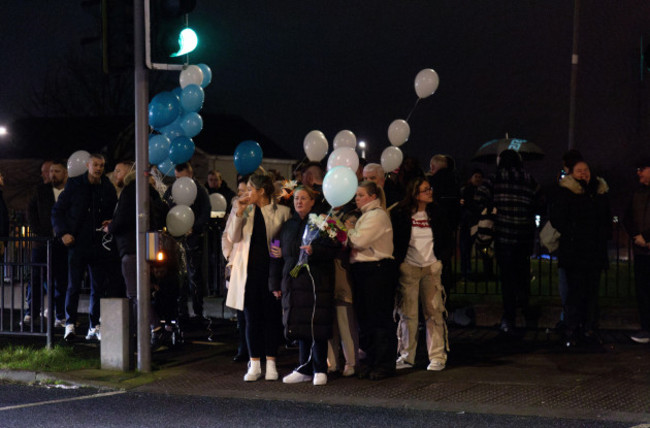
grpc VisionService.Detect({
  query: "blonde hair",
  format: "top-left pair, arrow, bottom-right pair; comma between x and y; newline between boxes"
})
359,180 -> 386,210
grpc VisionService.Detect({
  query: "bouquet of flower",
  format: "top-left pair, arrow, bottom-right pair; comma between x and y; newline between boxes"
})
290,213 -> 347,277
277,179 -> 298,202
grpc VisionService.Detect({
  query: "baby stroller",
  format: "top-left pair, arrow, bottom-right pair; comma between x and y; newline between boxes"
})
150,236 -> 184,348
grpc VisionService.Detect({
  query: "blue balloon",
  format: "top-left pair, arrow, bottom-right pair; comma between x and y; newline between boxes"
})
149,133 -> 171,165
197,63 -> 212,88
180,112 -> 203,138
172,86 -> 183,100
160,116 -> 185,141
233,140 -> 263,175
148,91 -> 181,130
180,84 -> 204,112
158,158 -> 176,177
323,166 -> 358,208
169,136 -> 195,164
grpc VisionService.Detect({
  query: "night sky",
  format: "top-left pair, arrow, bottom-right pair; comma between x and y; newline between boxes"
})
1,1 -> 649,203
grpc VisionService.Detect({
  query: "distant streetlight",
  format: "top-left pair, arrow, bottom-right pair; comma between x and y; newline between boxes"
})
0,126 -> 8,137
358,140 -> 367,159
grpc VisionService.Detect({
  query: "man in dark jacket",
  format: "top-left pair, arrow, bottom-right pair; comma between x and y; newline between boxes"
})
52,153 -> 124,341
624,158 -> 650,344
105,161 -> 167,336
163,162 -> 211,320
25,160 -> 68,326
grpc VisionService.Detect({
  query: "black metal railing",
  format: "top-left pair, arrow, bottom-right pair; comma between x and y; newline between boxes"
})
0,229 -> 54,348
451,219 -> 635,301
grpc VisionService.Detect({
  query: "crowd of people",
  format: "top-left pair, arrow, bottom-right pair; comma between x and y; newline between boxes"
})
4,147 -> 649,384
218,150 -> 650,386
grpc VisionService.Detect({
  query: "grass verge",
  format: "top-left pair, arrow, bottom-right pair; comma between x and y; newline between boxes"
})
0,341 -> 99,372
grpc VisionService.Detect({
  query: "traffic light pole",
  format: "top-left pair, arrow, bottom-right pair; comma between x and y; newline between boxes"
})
134,0 -> 152,373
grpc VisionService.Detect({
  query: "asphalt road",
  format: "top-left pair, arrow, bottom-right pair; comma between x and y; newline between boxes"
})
0,382 -> 636,428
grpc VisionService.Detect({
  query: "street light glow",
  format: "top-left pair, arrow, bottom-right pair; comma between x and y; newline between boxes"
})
358,140 -> 366,149
0,126 -> 8,137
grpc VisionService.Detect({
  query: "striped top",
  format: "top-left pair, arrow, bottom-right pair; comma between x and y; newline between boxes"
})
474,168 -> 539,246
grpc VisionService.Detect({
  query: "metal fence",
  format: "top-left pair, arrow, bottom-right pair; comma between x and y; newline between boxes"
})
451,218 -> 636,301
0,230 -> 54,348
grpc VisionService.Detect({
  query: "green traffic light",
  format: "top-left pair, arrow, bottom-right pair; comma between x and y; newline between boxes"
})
170,28 -> 198,57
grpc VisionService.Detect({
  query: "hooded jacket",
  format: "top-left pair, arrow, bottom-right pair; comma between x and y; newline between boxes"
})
550,175 -> 611,269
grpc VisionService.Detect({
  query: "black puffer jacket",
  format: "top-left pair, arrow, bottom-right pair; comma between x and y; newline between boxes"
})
550,175 -> 611,270
279,212 -> 340,341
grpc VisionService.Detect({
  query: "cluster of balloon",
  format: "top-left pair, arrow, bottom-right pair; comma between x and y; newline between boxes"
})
166,177 -> 197,237
148,63 -> 212,177
301,129 -> 360,208
381,68 -> 439,173
146,63 -> 211,237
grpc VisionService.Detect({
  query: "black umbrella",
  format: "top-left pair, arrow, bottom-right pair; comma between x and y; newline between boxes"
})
472,137 -> 544,163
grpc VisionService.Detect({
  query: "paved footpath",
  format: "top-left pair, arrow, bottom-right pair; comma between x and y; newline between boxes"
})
9,321 -> 646,425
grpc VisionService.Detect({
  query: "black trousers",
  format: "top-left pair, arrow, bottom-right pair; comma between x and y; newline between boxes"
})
243,279 -> 282,359
350,259 -> 397,373
495,243 -> 531,327
564,265 -> 601,335
634,254 -> 650,331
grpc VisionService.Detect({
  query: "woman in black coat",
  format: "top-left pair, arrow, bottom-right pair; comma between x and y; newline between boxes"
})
550,160 -> 611,347
279,186 -> 341,386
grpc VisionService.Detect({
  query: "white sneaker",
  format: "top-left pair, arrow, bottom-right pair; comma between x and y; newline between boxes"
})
244,361 -> 262,382
64,324 -> 76,341
395,355 -> 414,370
23,315 -> 32,324
282,371 -> 312,384
54,319 -> 66,328
342,365 -> 355,377
427,360 -> 445,371
313,372 -> 327,386
265,359 -> 278,381
85,325 -> 101,341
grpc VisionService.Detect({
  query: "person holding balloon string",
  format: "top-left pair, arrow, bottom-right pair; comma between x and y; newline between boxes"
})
225,171 -> 291,382
278,186 -> 344,386
344,180 -> 397,380
162,162 -> 211,322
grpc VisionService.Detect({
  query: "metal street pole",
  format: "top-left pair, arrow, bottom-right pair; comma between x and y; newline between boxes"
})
134,0 -> 151,372
568,0 -> 580,150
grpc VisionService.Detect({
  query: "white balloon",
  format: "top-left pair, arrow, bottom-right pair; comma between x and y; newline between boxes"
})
327,147 -> 359,172
209,193 -> 227,212
322,166 -> 358,208
179,65 -> 204,89
414,68 -> 440,99
171,177 -> 197,206
380,146 -> 404,172
166,205 -> 195,237
387,119 -> 410,146
333,130 -> 357,150
303,130 -> 329,161
67,150 -> 91,178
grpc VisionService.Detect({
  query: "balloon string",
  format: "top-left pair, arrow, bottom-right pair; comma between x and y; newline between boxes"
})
405,97 -> 421,122
294,156 -> 309,173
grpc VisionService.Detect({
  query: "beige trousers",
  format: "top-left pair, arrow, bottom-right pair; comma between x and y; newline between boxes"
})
396,260 -> 449,365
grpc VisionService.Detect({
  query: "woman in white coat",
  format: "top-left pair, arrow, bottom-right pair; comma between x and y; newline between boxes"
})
226,172 -> 291,381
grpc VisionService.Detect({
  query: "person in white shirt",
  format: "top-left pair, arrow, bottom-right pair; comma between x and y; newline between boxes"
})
391,177 -> 452,371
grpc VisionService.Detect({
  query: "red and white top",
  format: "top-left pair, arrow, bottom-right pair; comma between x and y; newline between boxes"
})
404,211 -> 437,268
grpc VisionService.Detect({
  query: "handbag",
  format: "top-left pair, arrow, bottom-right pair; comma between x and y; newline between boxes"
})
471,207 -> 496,249
539,220 -> 561,253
